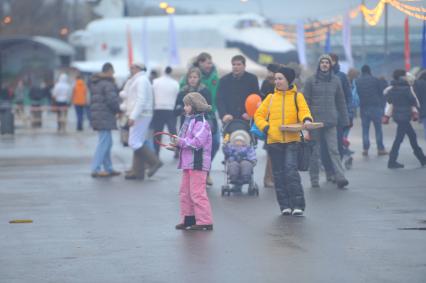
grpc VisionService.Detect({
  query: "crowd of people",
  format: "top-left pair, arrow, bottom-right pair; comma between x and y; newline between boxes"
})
2,51 -> 426,229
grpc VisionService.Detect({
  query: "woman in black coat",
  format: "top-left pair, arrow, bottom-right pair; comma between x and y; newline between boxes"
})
386,69 -> 426,169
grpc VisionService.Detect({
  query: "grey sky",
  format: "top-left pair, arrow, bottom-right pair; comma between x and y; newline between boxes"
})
139,0 -> 424,26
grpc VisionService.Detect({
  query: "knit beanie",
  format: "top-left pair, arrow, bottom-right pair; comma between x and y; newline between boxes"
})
266,63 -> 279,73
183,92 -> 212,112
318,54 -> 332,66
275,66 -> 296,85
230,130 -> 251,146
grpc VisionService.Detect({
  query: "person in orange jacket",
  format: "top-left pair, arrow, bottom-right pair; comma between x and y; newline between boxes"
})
72,74 -> 89,131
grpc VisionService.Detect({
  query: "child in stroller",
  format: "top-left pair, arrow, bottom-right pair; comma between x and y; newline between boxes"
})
221,120 -> 259,196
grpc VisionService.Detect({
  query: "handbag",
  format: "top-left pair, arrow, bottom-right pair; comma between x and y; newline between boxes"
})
120,117 -> 129,147
250,94 -> 273,140
293,93 -> 312,171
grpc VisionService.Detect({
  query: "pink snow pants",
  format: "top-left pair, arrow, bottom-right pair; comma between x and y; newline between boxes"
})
179,169 -> 213,225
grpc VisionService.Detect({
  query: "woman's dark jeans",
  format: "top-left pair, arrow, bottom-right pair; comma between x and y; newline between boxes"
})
389,120 -> 424,163
268,142 -> 305,211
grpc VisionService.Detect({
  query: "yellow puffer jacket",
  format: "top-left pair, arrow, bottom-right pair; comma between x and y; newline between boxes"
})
254,86 -> 312,144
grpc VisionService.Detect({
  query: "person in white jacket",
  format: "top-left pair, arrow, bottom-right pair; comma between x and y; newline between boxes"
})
151,66 -> 180,155
120,63 -> 163,180
51,73 -> 71,132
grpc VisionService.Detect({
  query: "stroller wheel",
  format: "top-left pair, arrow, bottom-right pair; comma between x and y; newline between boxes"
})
253,183 -> 260,196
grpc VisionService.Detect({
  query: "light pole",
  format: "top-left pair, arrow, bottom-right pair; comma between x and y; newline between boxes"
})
384,1 -> 388,56
361,0 -> 366,63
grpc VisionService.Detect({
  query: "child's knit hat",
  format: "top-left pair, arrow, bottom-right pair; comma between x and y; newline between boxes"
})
230,130 -> 251,146
183,92 -> 212,112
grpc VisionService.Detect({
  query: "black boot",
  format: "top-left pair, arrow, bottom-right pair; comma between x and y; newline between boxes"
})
388,161 -> 404,169
175,216 -> 196,230
413,148 -> 426,166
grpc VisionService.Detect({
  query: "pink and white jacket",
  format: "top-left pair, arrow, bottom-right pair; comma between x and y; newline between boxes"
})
177,114 -> 212,172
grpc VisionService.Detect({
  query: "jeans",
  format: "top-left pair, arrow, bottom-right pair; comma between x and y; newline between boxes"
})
268,143 -> 305,211
151,110 -> 177,155
389,120 -> 423,163
211,125 -> 220,161
75,105 -> 88,131
91,130 -> 113,173
422,118 -> 426,140
361,106 -> 385,151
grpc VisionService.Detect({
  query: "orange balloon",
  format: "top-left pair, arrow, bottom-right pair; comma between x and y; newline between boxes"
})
245,94 -> 262,117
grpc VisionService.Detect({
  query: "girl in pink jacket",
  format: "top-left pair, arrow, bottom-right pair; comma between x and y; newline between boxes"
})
172,92 -> 213,231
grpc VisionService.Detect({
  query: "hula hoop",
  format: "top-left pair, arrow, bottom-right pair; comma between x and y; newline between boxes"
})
153,131 -> 177,147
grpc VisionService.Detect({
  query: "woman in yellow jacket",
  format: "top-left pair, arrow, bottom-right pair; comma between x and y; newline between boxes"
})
254,66 -> 313,216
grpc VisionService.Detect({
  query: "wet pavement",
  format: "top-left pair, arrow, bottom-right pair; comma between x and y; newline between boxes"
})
1,114 -> 426,283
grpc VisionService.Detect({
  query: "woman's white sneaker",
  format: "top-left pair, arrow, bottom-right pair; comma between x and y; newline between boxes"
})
281,208 -> 292,215
292,209 -> 304,216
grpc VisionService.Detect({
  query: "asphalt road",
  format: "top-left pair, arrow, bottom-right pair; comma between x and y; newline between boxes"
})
1,115 -> 425,283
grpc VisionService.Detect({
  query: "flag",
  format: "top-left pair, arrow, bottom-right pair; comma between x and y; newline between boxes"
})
324,27 -> 331,54
422,19 -> 426,68
342,12 -> 354,68
168,15 -> 180,66
296,20 -> 307,66
141,18 -> 149,67
404,16 -> 410,71
127,25 -> 133,68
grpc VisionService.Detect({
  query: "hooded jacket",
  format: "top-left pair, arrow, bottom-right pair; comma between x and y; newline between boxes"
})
303,67 -> 349,127
177,114 -> 212,171
254,85 -> 312,144
72,79 -> 88,106
52,74 -> 71,103
386,79 -> 416,122
89,73 -> 120,130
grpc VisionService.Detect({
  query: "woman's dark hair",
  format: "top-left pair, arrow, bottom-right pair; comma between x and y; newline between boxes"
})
102,62 -> 114,73
361,65 -> 371,74
393,69 -> 406,81
185,67 -> 201,84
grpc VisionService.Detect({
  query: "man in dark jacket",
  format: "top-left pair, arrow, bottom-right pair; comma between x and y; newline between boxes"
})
303,54 -> 350,189
386,69 -> 426,169
216,55 -> 260,124
355,64 -> 388,156
89,62 -> 121,177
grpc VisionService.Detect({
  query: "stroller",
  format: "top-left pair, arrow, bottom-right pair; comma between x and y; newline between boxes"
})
221,119 -> 259,196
